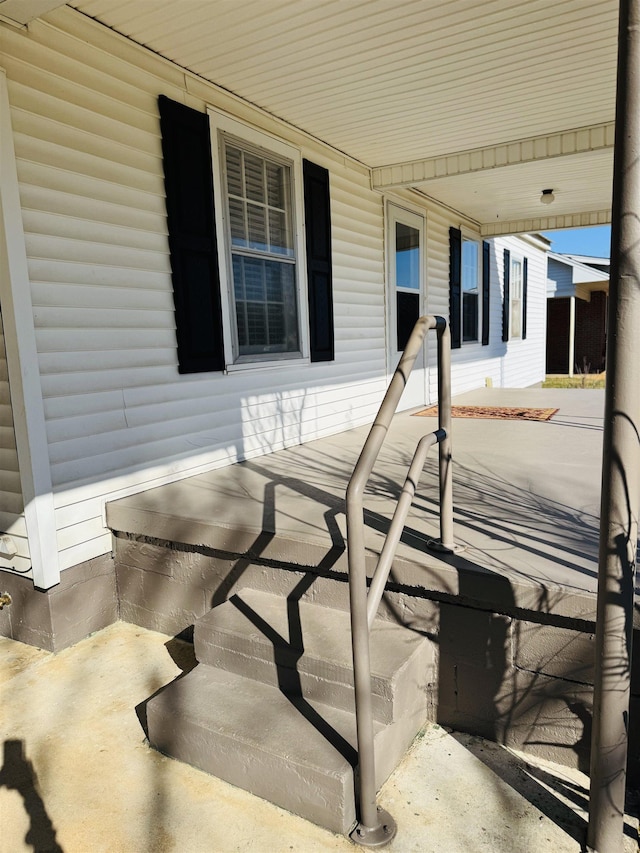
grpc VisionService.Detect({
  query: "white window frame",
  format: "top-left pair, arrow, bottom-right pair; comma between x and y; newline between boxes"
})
207,109 -> 309,370
509,254 -> 524,341
461,234 -> 481,344
385,200 -> 426,367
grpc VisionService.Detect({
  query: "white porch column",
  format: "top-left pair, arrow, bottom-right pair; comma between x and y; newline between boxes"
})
0,69 -> 59,589
588,0 -> 640,849
568,295 -> 576,376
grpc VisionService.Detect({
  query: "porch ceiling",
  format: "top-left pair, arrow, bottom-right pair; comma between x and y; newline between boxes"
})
65,0 -> 619,236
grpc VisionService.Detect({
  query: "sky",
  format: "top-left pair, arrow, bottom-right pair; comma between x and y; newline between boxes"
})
541,225 -> 611,258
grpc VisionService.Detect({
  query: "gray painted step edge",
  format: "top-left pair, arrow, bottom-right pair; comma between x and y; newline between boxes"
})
147,664 -> 426,836
194,588 -> 433,724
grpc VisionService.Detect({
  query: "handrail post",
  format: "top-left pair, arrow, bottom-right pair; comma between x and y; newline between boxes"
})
347,315 -> 453,846
437,319 -> 454,550
346,482 -> 393,844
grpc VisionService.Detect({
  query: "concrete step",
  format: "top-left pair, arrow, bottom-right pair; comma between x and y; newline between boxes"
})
146,663 -> 426,835
194,588 -> 433,724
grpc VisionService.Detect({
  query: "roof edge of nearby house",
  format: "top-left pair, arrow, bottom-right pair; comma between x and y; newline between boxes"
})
548,251 -> 610,283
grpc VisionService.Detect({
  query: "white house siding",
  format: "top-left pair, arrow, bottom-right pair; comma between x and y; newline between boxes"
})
445,233 -> 547,396
495,234 -> 547,390
547,257 -> 576,298
1,12 -> 389,571
421,210 -> 547,400
0,10 -> 548,575
0,307 -> 31,576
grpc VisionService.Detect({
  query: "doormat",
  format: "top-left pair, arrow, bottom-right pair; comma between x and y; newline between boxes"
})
414,405 -> 558,421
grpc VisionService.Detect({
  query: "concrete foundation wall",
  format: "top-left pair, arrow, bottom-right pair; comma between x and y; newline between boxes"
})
437,606 -> 596,773
114,533 -> 356,640
5,528 -> 638,781
0,554 -> 117,651
112,532 -> 640,782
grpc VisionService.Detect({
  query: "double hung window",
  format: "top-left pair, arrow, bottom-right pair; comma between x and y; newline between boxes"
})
158,95 -> 333,374
501,248 -> 527,342
211,114 -> 308,367
223,140 -> 299,358
461,238 -> 480,343
448,227 -> 490,349
509,256 -> 523,340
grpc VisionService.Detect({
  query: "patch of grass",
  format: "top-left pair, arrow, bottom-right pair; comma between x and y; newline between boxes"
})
542,374 -> 606,389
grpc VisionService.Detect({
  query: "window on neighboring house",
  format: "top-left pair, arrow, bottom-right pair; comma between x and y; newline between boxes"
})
223,139 -> 299,358
502,248 -> 528,342
462,238 -> 480,342
449,228 -> 490,349
158,95 -> 334,374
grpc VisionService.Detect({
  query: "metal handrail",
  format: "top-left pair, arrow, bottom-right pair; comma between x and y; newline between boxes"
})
345,315 -> 453,846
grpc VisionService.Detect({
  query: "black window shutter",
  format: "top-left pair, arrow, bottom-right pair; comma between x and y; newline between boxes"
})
449,227 -> 462,349
522,257 -> 528,340
303,160 -> 334,362
502,248 -> 510,342
482,240 -> 490,346
159,95 -> 224,373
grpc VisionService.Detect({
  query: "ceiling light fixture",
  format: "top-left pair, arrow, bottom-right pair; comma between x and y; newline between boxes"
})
540,188 -> 555,205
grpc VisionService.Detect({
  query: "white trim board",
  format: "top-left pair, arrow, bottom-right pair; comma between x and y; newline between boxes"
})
0,68 -> 59,589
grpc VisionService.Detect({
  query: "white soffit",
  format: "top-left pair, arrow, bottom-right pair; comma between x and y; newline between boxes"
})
413,148 -> 614,231
0,0 -> 66,25
65,0 -> 619,229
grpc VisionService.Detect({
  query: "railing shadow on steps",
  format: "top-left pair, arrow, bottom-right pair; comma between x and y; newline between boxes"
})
229,576 -> 359,769
346,315 -> 456,847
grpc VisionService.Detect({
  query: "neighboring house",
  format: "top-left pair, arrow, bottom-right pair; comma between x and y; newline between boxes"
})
546,252 -> 610,375
0,6 -> 550,624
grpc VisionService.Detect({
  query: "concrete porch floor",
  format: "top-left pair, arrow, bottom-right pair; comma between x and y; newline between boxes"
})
5,386 -> 639,852
108,387 -> 617,623
2,620 -> 638,853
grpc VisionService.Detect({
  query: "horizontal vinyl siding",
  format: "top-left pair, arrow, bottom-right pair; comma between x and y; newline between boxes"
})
499,236 -> 547,389
439,226 -> 548,396
547,257 -> 575,298
0,311 -> 31,576
449,231 -> 504,396
3,11 -> 549,576
2,15 -> 388,570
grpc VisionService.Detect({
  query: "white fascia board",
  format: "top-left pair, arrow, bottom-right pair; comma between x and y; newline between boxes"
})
573,266 -> 609,285
515,233 -> 552,253
565,254 -> 610,268
480,209 -> 612,239
372,123 -> 615,189
0,69 -> 59,589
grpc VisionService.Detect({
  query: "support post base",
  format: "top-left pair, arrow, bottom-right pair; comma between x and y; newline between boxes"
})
349,808 -> 397,847
427,538 -> 465,555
